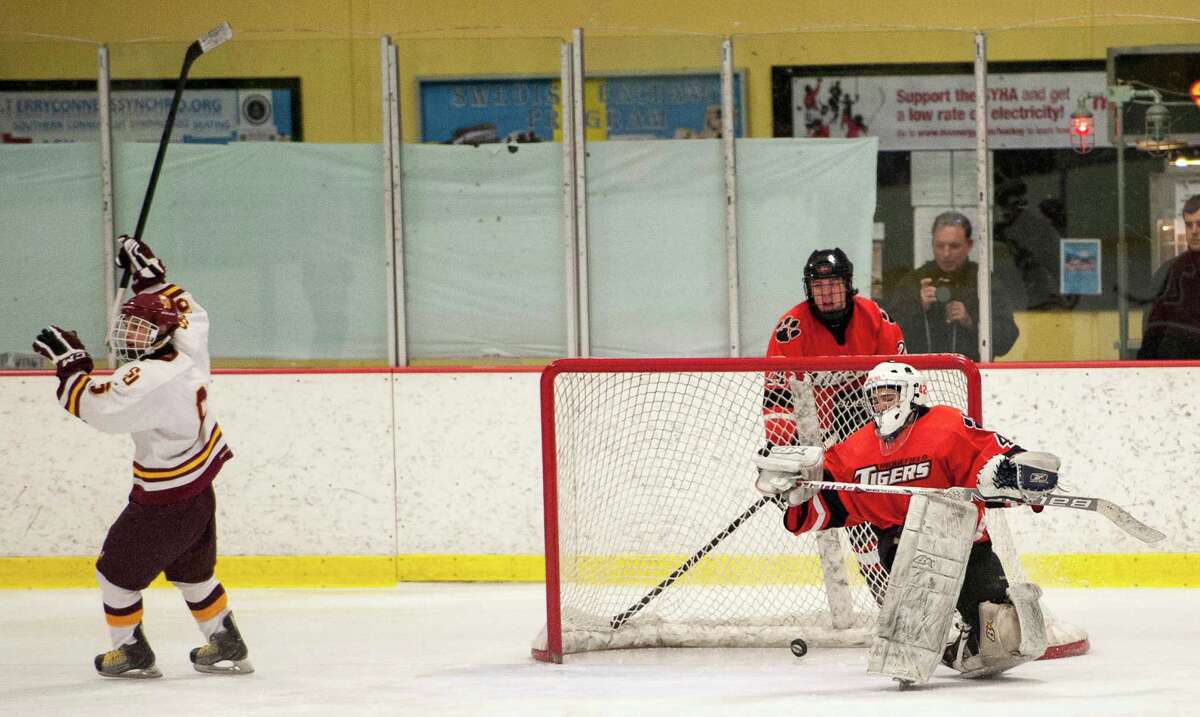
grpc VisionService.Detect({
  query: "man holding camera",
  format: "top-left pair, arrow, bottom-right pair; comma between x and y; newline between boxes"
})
887,211 -> 1019,362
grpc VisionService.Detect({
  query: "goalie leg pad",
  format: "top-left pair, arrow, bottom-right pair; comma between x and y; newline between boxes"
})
949,582 -> 1048,678
866,493 -> 978,685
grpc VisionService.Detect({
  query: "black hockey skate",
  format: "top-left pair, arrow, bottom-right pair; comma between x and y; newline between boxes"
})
190,613 -> 254,674
94,624 -> 162,679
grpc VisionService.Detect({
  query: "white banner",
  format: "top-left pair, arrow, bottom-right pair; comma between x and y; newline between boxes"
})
791,72 -> 1109,151
0,88 -> 292,143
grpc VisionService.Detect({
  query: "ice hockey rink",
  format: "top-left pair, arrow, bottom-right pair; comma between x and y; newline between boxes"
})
1,584 -> 1196,716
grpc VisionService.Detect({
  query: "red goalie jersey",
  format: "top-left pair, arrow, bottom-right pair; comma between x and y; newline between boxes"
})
783,404 -> 1019,536
763,297 -> 906,445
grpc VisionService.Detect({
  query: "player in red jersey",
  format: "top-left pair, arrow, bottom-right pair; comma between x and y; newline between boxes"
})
763,247 -> 906,446
754,361 -> 1061,679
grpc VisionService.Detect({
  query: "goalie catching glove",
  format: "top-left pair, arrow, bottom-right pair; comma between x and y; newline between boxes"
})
752,444 -> 824,506
975,451 -> 1060,501
115,235 -> 167,292
32,326 -> 93,380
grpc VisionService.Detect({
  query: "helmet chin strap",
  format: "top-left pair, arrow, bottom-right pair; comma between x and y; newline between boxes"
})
806,296 -> 855,341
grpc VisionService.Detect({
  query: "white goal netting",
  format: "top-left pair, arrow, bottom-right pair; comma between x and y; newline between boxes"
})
532,355 -> 1086,663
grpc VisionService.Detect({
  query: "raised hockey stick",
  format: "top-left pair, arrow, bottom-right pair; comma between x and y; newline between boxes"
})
106,21 -> 233,345
609,494 -> 781,630
799,480 -> 1166,545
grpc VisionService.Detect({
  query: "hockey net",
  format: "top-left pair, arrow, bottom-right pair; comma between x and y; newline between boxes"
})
532,354 -> 1088,663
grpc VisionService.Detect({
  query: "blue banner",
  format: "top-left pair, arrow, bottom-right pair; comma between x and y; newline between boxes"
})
419,73 -> 743,143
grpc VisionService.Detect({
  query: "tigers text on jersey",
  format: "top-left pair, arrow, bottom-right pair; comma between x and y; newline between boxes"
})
784,405 -> 1018,534
763,296 -> 906,445
55,284 -> 231,505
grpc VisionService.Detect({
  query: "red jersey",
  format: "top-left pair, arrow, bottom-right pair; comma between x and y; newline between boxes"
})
784,405 -> 1018,535
763,296 -> 906,444
766,296 -> 905,359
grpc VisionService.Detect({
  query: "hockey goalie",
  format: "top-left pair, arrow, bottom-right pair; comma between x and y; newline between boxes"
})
753,360 -> 1061,687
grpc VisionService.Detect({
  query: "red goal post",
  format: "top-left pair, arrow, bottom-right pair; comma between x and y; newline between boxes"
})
532,354 -> 1085,663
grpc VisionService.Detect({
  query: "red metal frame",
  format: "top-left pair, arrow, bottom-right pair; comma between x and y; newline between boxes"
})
531,353 -> 981,663
1042,637 -> 1091,660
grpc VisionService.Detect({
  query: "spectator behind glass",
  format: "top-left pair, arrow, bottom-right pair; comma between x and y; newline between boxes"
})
994,179 -> 1063,310
1138,194 -> 1200,360
886,211 -> 1020,362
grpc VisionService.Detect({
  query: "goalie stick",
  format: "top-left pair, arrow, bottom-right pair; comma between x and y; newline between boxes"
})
106,21 -> 233,346
799,480 -> 1166,545
609,494 -> 781,630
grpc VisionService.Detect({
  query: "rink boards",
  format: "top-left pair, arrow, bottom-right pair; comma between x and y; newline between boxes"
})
1,365 -> 1197,588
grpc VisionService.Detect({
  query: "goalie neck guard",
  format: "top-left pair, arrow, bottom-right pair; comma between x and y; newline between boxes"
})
112,293 -> 181,362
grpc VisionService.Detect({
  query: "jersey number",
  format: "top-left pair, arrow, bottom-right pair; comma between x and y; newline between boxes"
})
195,386 -> 208,442
175,297 -> 191,329
962,413 -> 1015,449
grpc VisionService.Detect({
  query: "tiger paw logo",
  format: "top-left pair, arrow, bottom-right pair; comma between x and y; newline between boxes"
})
775,316 -> 801,343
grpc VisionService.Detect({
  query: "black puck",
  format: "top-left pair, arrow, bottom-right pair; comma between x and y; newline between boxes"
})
790,638 -> 808,658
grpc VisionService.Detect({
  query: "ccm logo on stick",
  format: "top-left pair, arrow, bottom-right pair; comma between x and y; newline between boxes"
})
1035,496 -> 1095,509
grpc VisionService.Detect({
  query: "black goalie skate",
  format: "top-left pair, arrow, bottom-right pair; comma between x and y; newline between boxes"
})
94,624 -> 162,679
190,613 -> 254,674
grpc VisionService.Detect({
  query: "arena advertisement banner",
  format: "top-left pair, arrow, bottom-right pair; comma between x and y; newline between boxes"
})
775,68 -> 1108,151
0,79 -> 300,143
419,73 -> 744,144
1061,238 -> 1102,295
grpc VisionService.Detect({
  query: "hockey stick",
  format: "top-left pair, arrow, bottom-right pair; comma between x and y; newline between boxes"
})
609,494 -> 781,630
105,21 -> 233,345
799,480 -> 1166,545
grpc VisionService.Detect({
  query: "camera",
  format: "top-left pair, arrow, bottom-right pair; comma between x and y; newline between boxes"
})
928,276 -> 953,304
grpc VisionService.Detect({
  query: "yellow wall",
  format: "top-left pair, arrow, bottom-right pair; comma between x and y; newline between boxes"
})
1,1 -> 1192,363
1006,310 -> 1143,362
3,1 -> 1200,142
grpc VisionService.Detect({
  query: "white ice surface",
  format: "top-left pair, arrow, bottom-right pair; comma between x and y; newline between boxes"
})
1,585 -> 1196,716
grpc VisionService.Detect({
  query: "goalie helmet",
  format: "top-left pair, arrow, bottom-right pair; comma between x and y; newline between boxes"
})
112,293 -> 181,362
803,248 -> 857,323
861,361 -> 929,439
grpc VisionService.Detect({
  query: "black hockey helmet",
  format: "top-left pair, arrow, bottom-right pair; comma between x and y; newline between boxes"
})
803,248 -> 856,325
803,248 -> 856,298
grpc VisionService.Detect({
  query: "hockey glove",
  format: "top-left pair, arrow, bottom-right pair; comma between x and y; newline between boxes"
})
33,326 -> 94,380
115,235 -> 167,292
752,444 -> 824,506
975,451 -> 1059,502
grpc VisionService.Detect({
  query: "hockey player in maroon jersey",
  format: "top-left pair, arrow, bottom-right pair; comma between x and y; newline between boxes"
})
753,361 -> 1061,681
763,248 -> 906,447
32,235 -> 252,678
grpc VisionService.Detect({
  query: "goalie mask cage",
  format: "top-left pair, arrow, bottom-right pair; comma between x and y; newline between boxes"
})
532,354 -> 1088,663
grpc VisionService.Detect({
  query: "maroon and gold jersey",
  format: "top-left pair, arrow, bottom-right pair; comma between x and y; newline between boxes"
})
55,283 -> 231,506
763,297 -> 906,445
784,405 -> 1018,534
